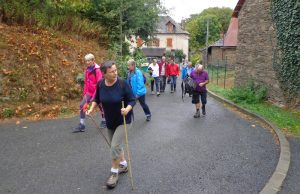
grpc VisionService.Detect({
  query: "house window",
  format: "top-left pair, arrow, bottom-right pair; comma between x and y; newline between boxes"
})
148,38 -> 160,47
167,22 -> 174,33
166,38 -> 173,48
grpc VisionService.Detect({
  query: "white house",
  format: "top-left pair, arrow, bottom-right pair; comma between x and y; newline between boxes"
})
129,16 -> 190,60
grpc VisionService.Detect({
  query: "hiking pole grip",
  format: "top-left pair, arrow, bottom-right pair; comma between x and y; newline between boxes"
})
122,101 -> 134,190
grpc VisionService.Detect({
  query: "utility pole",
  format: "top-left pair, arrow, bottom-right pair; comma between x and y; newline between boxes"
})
205,20 -> 209,67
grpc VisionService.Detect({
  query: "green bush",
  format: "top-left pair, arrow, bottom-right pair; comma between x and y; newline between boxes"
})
2,108 -> 15,118
60,106 -> 70,114
190,53 -> 202,65
227,82 -> 267,104
76,73 -> 84,87
1,1 -> 104,40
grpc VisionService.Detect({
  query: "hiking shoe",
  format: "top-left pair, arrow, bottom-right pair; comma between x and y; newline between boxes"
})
119,164 -> 128,174
106,172 -> 118,189
146,115 -> 151,121
202,108 -> 206,116
100,121 -> 107,129
73,123 -> 85,133
193,111 -> 200,118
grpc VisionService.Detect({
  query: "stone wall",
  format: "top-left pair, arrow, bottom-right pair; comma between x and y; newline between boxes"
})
235,0 -> 287,105
207,47 -> 236,69
223,48 -> 236,69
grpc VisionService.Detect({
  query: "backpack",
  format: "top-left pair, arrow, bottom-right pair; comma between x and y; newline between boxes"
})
183,76 -> 196,96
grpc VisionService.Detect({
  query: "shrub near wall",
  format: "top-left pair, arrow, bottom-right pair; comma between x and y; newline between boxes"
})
271,0 -> 300,106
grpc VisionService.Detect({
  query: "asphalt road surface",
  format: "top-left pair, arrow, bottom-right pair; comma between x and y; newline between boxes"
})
0,88 -> 279,194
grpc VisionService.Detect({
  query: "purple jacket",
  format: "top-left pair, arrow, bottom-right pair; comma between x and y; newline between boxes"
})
190,70 -> 209,92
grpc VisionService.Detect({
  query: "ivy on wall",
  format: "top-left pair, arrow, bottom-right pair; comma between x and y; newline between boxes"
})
271,0 -> 300,102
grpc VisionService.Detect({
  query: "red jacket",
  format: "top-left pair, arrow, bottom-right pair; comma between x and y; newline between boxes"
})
166,63 -> 180,76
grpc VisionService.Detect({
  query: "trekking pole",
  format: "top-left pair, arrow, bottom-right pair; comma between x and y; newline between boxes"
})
87,114 -> 111,148
122,101 -> 134,190
80,98 -> 111,147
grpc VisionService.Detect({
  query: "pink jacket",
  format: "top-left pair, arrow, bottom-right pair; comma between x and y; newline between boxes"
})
83,64 -> 102,98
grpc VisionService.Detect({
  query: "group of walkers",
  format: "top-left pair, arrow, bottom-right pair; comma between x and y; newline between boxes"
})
148,56 -> 180,96
72,53 -> 209,189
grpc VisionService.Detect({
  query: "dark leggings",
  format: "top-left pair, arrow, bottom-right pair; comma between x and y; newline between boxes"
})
137,95 -> 151,116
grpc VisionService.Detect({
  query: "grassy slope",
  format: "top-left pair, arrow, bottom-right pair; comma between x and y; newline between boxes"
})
208,84 -> 300,137
0,23 -> 107,120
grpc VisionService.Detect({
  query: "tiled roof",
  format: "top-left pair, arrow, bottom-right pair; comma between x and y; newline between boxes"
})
232,0 -> 246,18
224,17 -> 238,46
156,16 -> 189,35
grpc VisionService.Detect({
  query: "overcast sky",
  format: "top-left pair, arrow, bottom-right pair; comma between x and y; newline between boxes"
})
161,0 -> 239,22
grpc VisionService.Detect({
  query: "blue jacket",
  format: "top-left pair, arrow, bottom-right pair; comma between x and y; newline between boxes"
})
181,66 -> 194,79
127,68 -> 147,97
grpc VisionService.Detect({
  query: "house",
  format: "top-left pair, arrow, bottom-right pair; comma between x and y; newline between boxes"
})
129,16 -> 190,61
200,13 -> 239,68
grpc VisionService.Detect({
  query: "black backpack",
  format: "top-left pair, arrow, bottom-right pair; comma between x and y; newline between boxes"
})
181,76 -> 196,100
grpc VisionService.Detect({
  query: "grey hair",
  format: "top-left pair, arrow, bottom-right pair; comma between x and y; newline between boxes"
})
127,59 -> 136,66
101,60 -> 116,74
84,53 -> 95,61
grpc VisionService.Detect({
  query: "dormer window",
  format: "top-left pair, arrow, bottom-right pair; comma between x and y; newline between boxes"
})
166,22 -> 174,33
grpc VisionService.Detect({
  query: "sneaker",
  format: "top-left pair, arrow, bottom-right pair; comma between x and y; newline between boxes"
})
119,164 -> 128,174
193,111 -> 200,118
202,107 -> 206,116
157,92 -> 160,96
100,120 -> 107,129
146,115 -> 151,121
106,172 -> 118,189
73,123 -> 85,133
151,91 -> 154,95
170,90 -> 174,93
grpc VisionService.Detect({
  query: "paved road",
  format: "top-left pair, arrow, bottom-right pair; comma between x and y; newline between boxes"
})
279,137 -> 300,194
0,88 -> 279,194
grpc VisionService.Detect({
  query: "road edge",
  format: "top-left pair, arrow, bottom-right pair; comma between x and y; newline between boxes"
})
207,90 -> 290,194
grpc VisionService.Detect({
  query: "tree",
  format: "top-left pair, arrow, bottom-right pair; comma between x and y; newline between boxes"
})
185,7 -> 232,50
87,0 -> 162,44
186,15 -> 221,49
